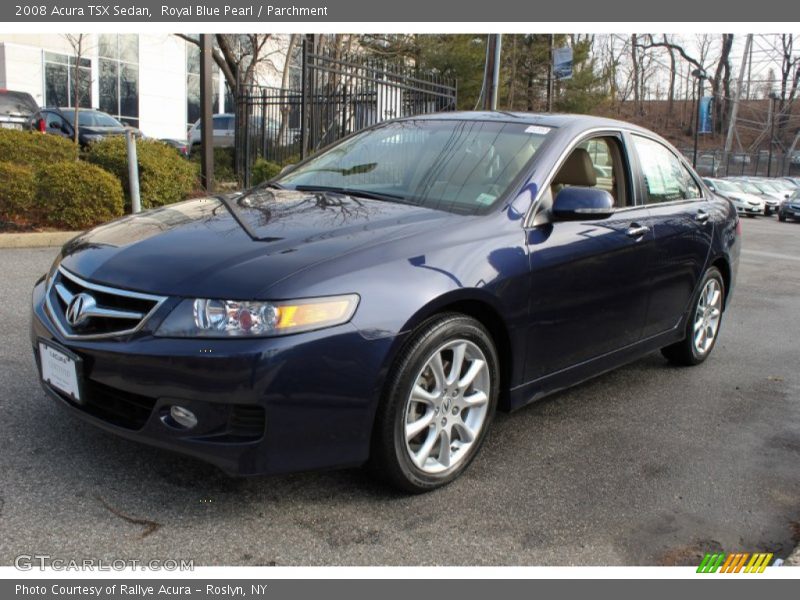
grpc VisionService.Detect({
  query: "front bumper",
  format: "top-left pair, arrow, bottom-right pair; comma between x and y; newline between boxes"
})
780,206 -> 800,219
739,205 -> 762,215
30,278 -> 398,476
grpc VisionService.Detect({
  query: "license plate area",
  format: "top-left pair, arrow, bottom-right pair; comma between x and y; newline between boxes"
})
39,339 -> 84,404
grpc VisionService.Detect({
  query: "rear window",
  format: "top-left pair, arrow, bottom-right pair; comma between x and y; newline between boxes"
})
0,91 -> 38,117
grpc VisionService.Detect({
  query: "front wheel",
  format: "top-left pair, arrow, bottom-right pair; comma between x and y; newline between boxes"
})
370,314 -> 499,493
779,212 -> 787,222
661,267 -> 725,366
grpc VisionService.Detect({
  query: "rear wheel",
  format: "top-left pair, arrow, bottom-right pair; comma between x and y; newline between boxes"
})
370,314 -> 499,493
661,267 -> 725,366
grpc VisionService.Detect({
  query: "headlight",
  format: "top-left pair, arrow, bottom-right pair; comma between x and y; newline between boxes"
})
155,294 -> 359,338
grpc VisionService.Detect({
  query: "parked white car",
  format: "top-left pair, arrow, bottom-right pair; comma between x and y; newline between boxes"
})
704,178 -> 764,217
727,178 -> 782,215
188,113 -> 235,153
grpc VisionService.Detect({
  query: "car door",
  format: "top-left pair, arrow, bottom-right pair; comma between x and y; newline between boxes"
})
524,134 -> 655,381
44,111 -> 71,140
628,134 -> 713,338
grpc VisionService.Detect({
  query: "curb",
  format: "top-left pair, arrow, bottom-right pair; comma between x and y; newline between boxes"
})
0,231 -> 81,249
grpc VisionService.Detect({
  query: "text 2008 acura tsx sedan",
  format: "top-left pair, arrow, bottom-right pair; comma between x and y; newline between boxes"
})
31,112 -> 740,492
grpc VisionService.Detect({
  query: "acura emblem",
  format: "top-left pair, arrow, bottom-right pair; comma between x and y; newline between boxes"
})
65,292 -> 96,328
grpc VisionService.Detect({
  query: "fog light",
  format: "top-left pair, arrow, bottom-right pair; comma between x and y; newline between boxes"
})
169,405 -> 197,429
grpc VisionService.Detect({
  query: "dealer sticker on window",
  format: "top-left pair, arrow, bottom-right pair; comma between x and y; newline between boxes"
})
525,125 -> 551,135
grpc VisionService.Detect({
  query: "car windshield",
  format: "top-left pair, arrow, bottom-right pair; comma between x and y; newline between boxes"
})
733,180 -> 761,194
752,180 -> 779,193
713,179 -> 738,193
62,110 -> 123,128
278,119 -> 550,214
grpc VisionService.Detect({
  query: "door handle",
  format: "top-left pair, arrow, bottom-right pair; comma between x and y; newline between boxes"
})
626,224 -> 650,238
695,210 -> 710,223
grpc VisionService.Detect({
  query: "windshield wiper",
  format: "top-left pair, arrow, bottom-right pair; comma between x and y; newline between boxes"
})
293,185 -> 413,204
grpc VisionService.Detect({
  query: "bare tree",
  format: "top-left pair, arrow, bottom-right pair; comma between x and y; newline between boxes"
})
664,35 -> 677,115
710,34 -> 734,135
277,34 -> 299,145
176,34 -> 282,95
63,34 -> 88,147
631,34 -> 641,114
776,34 -> 800,143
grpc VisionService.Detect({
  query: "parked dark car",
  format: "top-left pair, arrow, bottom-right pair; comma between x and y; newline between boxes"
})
31,112 -> 740,492
29,107 -> 139,147
778,190 -> 800,222
159,138 -> 190,157
0,89 -> 39,130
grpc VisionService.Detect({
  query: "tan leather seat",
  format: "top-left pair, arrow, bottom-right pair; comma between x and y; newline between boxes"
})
553,148 -> 597,187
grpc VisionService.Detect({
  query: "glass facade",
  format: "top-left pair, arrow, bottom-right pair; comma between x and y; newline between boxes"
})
44,52 -> 91,108
186,39 -> 221,128
98,34 -> 140,127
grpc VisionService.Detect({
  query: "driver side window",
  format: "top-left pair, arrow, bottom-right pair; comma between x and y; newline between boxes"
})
549,136 -> 629,208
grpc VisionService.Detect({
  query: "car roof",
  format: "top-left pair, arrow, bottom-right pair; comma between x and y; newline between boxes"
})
403,110 -> 654,134
43,107 -> 108,113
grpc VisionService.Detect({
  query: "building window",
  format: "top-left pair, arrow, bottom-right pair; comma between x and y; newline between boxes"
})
288,43 -> 303,90
44,52 -> 91,108
186,39 -> 221,128
98,34 -> 139,127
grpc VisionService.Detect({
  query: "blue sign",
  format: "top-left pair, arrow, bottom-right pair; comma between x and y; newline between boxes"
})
553,47 -> 573,80
698,96 -> 713,134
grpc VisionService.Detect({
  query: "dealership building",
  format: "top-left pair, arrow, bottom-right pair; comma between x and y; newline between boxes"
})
0,33 -> 292,140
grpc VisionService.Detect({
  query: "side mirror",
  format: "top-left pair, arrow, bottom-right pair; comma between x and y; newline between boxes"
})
552,187 -> 615,221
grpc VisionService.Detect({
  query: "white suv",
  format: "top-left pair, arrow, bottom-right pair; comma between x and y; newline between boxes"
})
188,114 -> 235,153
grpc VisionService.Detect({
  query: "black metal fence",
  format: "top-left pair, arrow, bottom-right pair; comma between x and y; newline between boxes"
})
236,45 -> 457,187
680,148 -> 800,178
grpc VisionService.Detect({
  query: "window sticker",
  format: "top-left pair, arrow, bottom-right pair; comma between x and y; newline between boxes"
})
525,125 -> 551,135
475,193 -> 497,205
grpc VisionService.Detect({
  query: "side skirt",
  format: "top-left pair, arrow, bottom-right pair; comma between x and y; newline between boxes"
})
507,326 -> 685,412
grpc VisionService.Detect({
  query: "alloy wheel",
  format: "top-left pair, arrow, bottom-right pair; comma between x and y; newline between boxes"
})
693,278 -> 722,355
403,339 -> 491,474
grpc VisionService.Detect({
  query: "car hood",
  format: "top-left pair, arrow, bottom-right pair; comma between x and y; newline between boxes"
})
59,188 -> 457,298
738,193 -> 763,204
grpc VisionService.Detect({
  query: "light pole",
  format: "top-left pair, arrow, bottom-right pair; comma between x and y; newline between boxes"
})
767,91 -> 779,177
691,68 -> 707,169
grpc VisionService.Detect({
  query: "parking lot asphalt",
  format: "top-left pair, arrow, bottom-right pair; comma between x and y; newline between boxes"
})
0,216 -> 798,567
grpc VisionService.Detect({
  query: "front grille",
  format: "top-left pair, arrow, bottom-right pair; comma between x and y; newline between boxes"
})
46,267 -> 167,339
48,378 -> 157,430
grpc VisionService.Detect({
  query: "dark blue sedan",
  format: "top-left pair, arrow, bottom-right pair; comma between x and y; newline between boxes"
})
31,112 -> 740,492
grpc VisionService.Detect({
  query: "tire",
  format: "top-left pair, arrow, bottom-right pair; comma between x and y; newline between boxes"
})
779,212 -> 787,222
747,214 -> 756,218
370,313 -> 499,493
661,266 -> 725,366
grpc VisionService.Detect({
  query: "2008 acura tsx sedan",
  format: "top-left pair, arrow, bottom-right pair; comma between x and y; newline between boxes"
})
31,112 -> 740,492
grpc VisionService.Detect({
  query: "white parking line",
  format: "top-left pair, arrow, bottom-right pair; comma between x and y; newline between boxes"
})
741,249 -> 800,262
